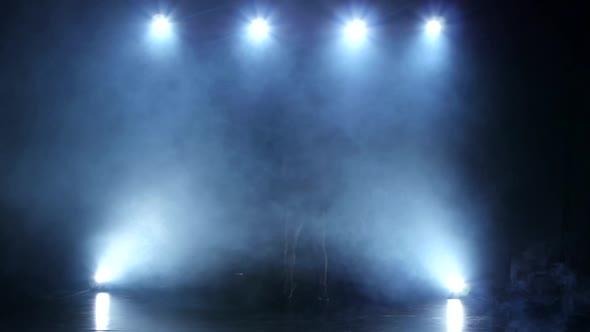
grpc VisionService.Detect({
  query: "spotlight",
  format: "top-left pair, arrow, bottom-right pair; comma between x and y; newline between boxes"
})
94,267 -> 113,284
150,14 -> 172,39
343,18 -> 367,45
447,275 -> 467,295
248,18 -> 270,41
425,17 -> 443,37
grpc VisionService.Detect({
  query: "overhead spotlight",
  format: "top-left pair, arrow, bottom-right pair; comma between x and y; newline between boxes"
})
150,14 -> 172,39
343,18 -> 367,45
425,17 -> 444,37
248,18 -> 270,41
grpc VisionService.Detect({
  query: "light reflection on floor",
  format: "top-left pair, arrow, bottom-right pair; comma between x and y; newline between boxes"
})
85,294 -> 476,331
94,292 -> 110,331
446,299 -> 464,332
0,292 -> 492,331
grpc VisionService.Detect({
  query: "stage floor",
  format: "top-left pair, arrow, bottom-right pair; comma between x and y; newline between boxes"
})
1,291 -> 495,331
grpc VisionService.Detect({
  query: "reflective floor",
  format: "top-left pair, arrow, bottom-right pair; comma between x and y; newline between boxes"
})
2,292 -> 494,331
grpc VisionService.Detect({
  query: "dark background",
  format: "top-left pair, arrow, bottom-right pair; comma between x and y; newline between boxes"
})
0,0 -> 586,307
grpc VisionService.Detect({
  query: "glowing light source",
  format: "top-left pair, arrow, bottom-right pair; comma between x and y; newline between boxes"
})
248,18 -> 270,41
94,266 -> 113,284
425,17 -> 443,37
343,18 -> 367,45
446,299 -> 464,332
447,275 -> 466,294
150,14 -> 172,39
95,292 -> 110,331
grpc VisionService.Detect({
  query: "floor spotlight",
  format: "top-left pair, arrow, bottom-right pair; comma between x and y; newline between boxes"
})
94,266 -> 113,285
447,275 -> 467,296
